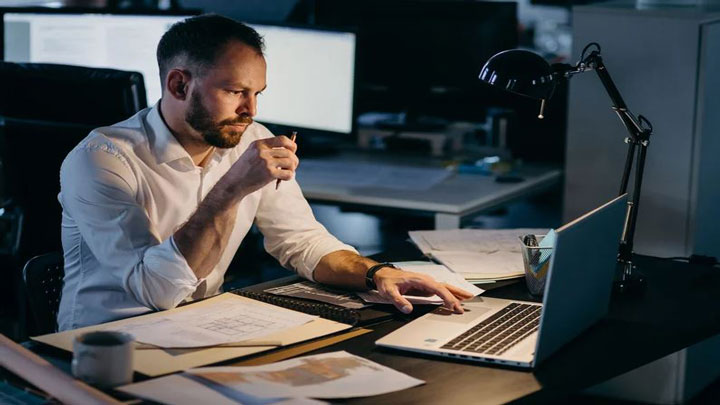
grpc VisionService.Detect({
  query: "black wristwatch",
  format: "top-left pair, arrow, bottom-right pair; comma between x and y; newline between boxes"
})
365,262 -> 397,290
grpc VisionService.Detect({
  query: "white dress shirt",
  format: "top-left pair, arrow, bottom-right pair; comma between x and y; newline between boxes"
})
57,104 -> 356,331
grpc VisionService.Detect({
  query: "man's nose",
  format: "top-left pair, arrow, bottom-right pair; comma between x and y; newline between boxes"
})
237,96 -> 257,117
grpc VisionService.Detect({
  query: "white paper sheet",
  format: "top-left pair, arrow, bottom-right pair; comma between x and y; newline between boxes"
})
431,250 -> 525,279
108,298 -> 317,348
409,228 -> 548,253
297,159 -> 452,191
356,261 -> 484,305
118,374 -> 328,405
408,228 -> 549,281
119,351 -> 423,402
187,351 -> 423,399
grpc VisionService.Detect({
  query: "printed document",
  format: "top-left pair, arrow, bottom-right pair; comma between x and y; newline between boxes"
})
119,351 -> 423,402
109,298 -> 317,348
356,261 -> 484,305
409,228 -> 548,281
431,251 -> 525,280
409,228 -> 548,253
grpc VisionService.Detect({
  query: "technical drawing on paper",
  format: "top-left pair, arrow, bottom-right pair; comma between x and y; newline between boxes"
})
111,296 -> 317,348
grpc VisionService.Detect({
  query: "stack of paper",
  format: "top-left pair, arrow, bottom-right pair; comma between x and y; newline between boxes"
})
409,228 -> 548,282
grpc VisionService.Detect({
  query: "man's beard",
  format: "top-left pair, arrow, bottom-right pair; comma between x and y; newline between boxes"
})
185,90 -> 253,149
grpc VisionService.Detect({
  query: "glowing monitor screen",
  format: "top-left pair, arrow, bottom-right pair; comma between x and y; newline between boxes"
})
3,13 -> 188,109
3,13 -> 356,134
250,24 -> 356,135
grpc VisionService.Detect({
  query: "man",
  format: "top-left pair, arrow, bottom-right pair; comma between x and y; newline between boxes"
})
57,14 -> 470,331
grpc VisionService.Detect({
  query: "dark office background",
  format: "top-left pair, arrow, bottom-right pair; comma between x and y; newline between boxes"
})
1,1 -> 719,403
0,0 -> 572,339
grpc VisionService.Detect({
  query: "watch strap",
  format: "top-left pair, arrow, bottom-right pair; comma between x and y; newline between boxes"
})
365,262 -> 397,290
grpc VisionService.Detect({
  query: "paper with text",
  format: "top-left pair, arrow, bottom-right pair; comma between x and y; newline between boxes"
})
119,351 -> 423,402
110,298 -> 317,348
408,228 -> 548,281
118,374 -> 327,405
409,228 -> 548,253
431,250 -> 525,280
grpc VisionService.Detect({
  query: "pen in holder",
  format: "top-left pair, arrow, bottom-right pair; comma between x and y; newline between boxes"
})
520,234 -> 553,296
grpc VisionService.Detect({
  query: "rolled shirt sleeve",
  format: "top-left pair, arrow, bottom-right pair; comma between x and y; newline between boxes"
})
254,174 -> 358,281
60,139 -> 200,312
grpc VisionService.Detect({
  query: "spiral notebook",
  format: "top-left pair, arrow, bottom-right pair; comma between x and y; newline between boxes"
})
231,289 -> 394,327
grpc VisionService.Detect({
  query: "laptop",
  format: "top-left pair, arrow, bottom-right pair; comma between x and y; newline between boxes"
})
376,195 -> 627,368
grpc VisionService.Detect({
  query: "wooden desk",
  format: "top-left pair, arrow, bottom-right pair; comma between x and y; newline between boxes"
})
317,253 -> 720,404
15,255 -> 720,404
222,252 -> 720,403
296,151 -> 562,229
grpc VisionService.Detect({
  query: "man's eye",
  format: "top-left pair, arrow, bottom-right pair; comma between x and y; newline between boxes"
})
227,89 -> 261,96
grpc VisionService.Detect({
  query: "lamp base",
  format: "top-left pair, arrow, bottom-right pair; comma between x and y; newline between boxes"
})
614,259 -> 646,293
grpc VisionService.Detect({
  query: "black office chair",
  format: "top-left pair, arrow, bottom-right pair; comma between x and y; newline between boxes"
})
0,118 -> 95,260
0,62 -> 147,126
0,62 -> 147,260
0,63 -> 146,338
22,252 -> 64,335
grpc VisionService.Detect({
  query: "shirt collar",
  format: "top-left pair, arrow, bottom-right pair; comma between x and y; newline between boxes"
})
146,102 -> 193,165
146,102 -> 241,168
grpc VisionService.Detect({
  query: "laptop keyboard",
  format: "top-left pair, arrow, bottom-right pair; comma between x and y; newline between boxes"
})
441,302 -> 541,356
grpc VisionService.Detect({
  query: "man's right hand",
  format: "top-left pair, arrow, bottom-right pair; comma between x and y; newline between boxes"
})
176,135 -> 298,278
223,136 -> 299,198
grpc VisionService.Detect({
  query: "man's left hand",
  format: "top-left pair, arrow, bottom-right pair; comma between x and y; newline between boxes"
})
373,267 -> 473,314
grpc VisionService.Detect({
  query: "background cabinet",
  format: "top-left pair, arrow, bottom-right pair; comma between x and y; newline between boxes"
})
564,2 -> 720,259
567,3 -> 720,403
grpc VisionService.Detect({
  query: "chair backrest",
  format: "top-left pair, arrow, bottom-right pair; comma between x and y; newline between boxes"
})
0,62 -> 147,126
0,118 -> 95,260
22,252 -> 64,335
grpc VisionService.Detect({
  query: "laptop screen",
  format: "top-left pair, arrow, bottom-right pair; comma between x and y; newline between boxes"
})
533,195 -> 626,365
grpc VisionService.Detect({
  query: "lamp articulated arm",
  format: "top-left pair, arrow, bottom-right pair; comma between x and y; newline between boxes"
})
555,44 -> 654,266
477,42 -> 652,290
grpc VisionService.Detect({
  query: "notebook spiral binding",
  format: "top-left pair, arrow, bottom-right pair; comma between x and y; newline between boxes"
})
232,290 -> 361,326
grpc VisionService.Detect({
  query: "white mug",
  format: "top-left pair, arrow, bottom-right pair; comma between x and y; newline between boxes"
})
72,331 -> 134,388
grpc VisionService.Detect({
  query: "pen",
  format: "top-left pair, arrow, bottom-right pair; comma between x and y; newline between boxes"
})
275,131 -> 297,190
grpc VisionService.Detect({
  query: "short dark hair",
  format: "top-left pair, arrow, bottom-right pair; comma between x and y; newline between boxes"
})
156,14 -> 265,89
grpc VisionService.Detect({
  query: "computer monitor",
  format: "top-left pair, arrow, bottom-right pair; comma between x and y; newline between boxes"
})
249,23 -> 356,135
2,10 -> 357,135
313,0 -> 517,121
2,9 -> 192,109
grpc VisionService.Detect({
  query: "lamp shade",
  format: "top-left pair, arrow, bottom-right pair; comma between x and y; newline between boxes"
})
478,49 -> 556,101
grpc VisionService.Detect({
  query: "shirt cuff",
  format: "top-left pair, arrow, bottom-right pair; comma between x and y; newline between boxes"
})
144,236 -> 204,288
301,242 -> 359,282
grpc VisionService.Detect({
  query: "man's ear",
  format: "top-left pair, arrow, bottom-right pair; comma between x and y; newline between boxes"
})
166,69 -> 191,100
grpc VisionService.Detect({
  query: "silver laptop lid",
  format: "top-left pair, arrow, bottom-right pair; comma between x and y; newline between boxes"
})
533,194 -> 627,365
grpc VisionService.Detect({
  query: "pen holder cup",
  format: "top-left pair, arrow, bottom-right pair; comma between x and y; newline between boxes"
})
520,235 -> 553,296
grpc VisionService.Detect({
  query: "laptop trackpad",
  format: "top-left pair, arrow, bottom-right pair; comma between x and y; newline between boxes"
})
429,305 -> 491,324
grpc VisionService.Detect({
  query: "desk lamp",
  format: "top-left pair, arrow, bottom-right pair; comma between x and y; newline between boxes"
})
478,43 -> 652,292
